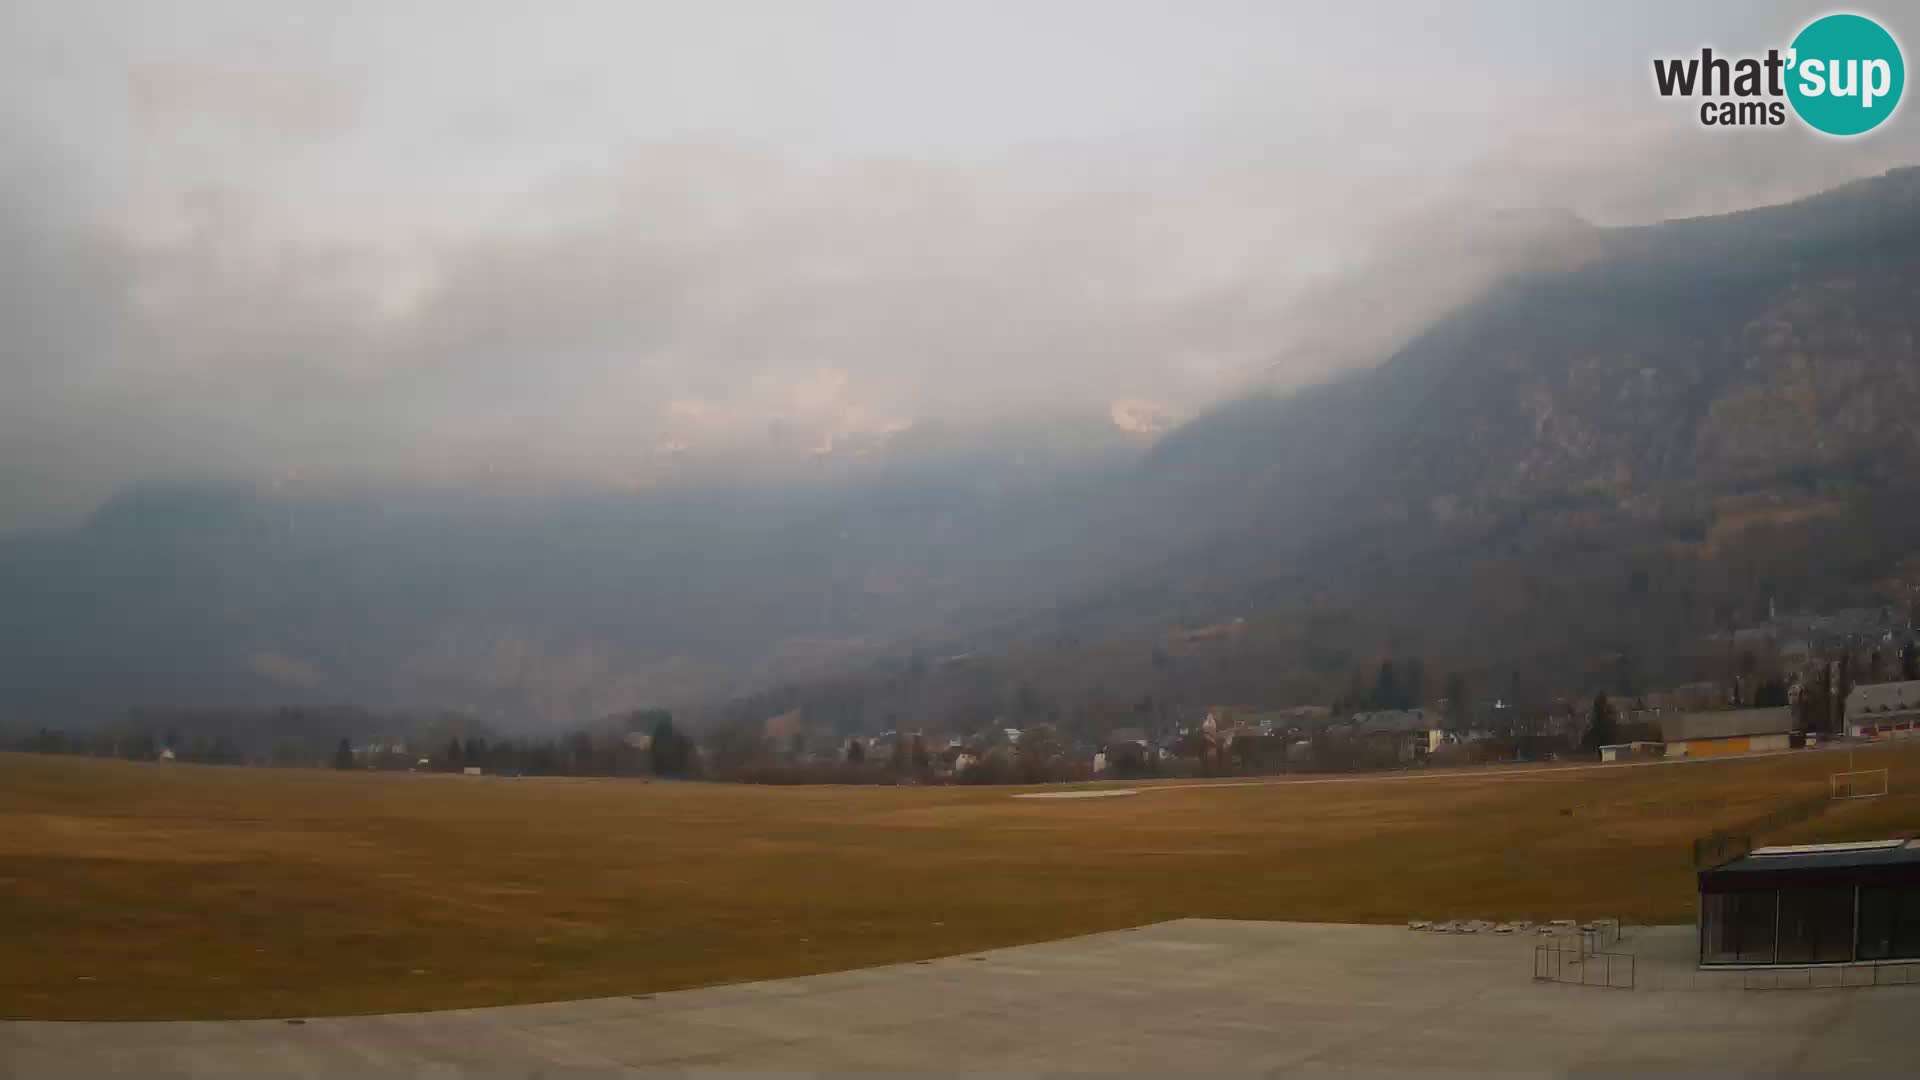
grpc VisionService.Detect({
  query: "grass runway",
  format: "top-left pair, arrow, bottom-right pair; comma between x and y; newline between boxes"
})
4,744 -> 1917,1019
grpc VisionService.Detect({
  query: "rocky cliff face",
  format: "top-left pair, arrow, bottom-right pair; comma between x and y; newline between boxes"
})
1160,168 -> 1920,518
1047,167 -> 1920,693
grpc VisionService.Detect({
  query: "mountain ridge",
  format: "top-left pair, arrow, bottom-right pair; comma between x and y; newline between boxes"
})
7,168 -> 1920,730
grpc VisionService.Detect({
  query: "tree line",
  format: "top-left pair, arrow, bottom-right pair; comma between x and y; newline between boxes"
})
10,707 -> 705,780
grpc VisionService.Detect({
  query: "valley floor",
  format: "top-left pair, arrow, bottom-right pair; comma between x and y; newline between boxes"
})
3,744 -> 1917,1020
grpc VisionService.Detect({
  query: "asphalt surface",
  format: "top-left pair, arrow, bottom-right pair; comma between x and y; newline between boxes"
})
6,920 -> 1918,1076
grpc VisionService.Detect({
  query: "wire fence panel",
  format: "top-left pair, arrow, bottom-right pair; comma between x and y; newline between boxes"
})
1532,944 -> 1635,989
1604,952 -> 1635,989
1739,961 -> 1920,991
1538,951 -> 1920,992
1635,960 -> 1920,990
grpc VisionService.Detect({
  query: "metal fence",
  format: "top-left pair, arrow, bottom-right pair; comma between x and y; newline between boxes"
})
1635,962 -> 1920,991
1738,962 -> 1920,990
1566,918 -> 1622,954
1530,917 -> 1625,956
1691,792 -> 1832,868
1533,944 -> 1636,988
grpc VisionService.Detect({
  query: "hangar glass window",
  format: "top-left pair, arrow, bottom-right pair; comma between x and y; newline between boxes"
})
1858,885 -> 1920,960
1702,891 -> 1777,964
1775,887 -> 1855,963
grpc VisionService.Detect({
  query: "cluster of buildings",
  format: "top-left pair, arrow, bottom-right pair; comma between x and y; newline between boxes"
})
1094,678 -> 1920,774
753,634 -> 1920,781
1086,704 -> 1507,773
755,709 -> 996,778
1722,604 -> 1920,663
1845,680 -> 1920,738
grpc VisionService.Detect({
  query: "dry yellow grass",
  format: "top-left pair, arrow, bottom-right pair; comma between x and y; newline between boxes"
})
4,745 -> 1918,1020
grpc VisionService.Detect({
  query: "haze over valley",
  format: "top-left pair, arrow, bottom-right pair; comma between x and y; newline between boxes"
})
5,1 -> 1920,734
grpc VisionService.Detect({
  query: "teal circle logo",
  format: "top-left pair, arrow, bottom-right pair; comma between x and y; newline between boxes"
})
1787,14 -> 1904,135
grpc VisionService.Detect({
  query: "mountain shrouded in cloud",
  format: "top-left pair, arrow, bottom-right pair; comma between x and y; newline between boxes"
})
6,1 -> 1920,531
11,167 -> 1920,727
8,3 -> 1920,724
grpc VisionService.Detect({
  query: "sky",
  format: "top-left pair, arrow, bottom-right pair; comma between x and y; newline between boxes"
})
3,0 -> 1917,530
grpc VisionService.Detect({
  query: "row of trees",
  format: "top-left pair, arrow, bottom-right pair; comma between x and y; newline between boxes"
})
15,709 -> 707,780
692,721 -> 1089,785
1327,659 -> 1483,734
386,715 -> 700,778
1332,658 -> 1430,714
11,727 -> 250,764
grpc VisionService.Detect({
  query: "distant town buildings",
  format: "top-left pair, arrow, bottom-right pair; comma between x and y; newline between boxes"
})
1846,680 -> 1920,738
1597,741 -> 1663,762
762,709 -> 804,747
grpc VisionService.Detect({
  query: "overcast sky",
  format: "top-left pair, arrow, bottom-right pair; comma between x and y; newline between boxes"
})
2,0 -> 1916,530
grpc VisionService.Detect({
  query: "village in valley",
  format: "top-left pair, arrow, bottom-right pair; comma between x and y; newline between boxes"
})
667,602 -> 1920,786
17,603 -> 1920,787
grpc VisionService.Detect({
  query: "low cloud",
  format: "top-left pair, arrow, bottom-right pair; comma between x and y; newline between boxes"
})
127,60 -> 357,141
2,2 -> 1918,530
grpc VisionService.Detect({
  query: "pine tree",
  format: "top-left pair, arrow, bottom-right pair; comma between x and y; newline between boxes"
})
1404,658 -> 1426,710
1797,666 -> 1830,733
1584,693 -> 1616,752
1444,673 -> 1469,731
1373,660 -> 1397,710
650,715 -> 686,776
1837,654 -> 1854,731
